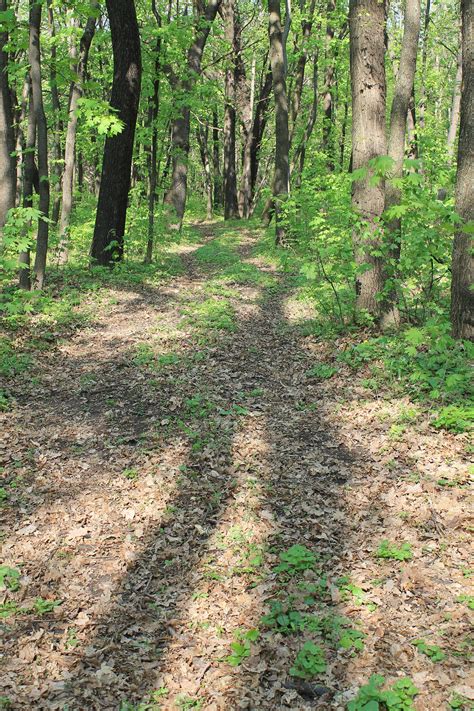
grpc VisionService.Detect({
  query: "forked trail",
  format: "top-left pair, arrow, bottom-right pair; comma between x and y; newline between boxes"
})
1,223 -> 471,710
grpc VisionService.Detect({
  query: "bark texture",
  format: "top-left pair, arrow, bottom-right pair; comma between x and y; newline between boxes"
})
90,0 -> 141,265
451,0 -> 473,340
29,0 -> 50,290
0,0 -> 16,241
349,0 -> 388,317
222,0 -> 239,219
269,0 -> 289,244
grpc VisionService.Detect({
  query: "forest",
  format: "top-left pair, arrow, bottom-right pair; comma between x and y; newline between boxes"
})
0,0 -> 473,708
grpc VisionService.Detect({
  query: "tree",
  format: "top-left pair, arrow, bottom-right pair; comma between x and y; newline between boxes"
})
268,0 -> 290,244
90,0 -> 141,265
0,0 -> 16,244
29,0 -> 50,290
57,7 -> 97,264
222,0 -> 239,219
451,0 -> 473,340
384,0 -> 421,263
349,0 -> 388,319
163,0 -> 222,231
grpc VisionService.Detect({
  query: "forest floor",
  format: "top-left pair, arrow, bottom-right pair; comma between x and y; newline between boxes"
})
1,221 -> 473,711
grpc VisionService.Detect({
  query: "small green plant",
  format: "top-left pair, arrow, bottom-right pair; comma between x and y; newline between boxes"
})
275,544 -> 317,575
227,628 -> 259,666
0,565 -> 20,591
432,405 -> 474,434
449,692 -> 473,709
348,675 -> 419,711
375,540 -> 413,562
289,641 -> 326,679
456,594 -> 474,610
412,639 -> 446,662
122,468 -> 139,480
33,597 -> 62,615
261,601 -> 308,635
175,696 -> 203,710
306,363 -> 338,379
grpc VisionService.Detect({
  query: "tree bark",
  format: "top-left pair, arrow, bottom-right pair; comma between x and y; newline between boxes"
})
250,64 -> 273,207
289,0 -> 316,148
57,10 -> 96,264
163,0 -> 222,230
196,123 -> 213,219
322,0 -> 336,169
384,0 -> 421,261
29,0 -> 50,290
212,109 -> 222,208
291,50 -> 318,184
349,0 -> 388,319
145,0 -> 161,264
446,46 -> 462,161
19,81 -> 35,290
0,0 -> 16,243
47,1 -> 63,225
451,0 -> 473,340
269,0 -> 290,245
222,0 -> 239,219
90,0 -> 141,265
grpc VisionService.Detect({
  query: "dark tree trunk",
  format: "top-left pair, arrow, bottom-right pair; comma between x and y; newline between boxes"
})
57,11 -> 96,264
451,0 -> 473,340
289,0 -> 316,148
384,0 -> 421,264
269,0 -> 290,244
222,0 -> 239,219
29,0 -> 50,290
250,65 -> 273,206
418,0 -> 430,133
0,0 -> 16,242
90,0 -> 141,265
163,0 -> 221,230
237,47 -> 254,219
212,109 -> 222,208
349,0 -> 389,320
446,46 -> 462,161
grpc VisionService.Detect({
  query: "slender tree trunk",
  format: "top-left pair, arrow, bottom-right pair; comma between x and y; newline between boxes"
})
47,0 -> 63,225
164,0 -> 221,230
322,0 -> 336,169
349,0 -> 388,319
269,0 -> 290,244
29,0 -> 50,290
418,0 -> 430,134
15,76 -> 29,206
237,49 -> 254,219
289,0 -> 316,148
451,0 -> 473,340
291,51 -> 318,185
145,0 -> 161,264
339,74 -> 349,169
196,124 -> 213,219
384,0 -> 421,263
19,83 -> 35,290
250,65 -> 272,206
222,0 -> 239,219
446,46 -> 462,161
212,109 -> 222,208
90,0 -> 141,265
57,11 -> 96,264
0,0 -> 16,243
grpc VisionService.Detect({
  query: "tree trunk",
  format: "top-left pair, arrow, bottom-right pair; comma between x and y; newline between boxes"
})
349,0 -> 388,319
384,0 -> 421,262
446,46 -> 462,161
163,0 -> 221,230
90,0 -> 141,265
47,1 -> 63,225
291,51 -> 318,184
0,0 -> 16,243
269,0 -> 290,245
322,0 -> 336,169
196,124 -> 213,219
19,81 -> 35,290
451,0 -> 473,340
250,65 -> 272,207
237,49 -> 254,219
57,11 -> 96,264
222,0 -> 239,220
212,109 -> 222,208
29,0 -> 50,290
289,0 -> 316,148
418,0 -> 430,133
145,0 -> 161,264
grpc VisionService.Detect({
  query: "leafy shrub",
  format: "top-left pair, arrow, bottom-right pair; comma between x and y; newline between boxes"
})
274,545 -> 317,575
375,541 -> 413,562
348,675 -> 419,711
290,641 -> 326,679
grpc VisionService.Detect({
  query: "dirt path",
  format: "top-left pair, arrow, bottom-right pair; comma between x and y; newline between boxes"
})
1,222 -> 472,710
